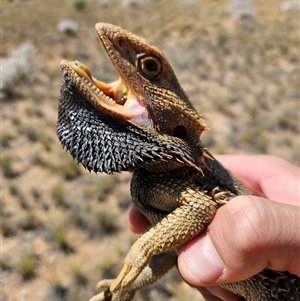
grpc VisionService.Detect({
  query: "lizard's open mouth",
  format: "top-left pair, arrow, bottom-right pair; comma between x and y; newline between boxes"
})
65,60 -> 151,126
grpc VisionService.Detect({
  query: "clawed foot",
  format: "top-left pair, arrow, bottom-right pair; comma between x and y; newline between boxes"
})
88,280 -> 113,301
87,247 -> 147,301
88,288 -> 111,301
88,277 -> 136,301
211,187 -> 232,205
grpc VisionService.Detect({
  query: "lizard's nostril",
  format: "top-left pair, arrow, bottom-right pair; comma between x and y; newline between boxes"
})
114,35 -> 125,48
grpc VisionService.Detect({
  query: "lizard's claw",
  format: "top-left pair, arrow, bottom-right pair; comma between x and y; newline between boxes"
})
211,187 -> 231,206
89,281 -> 136,301
110,248 -> 148,292
88,288 -> 112,301
87,280 -> 114,301
97,279 -> 114,289
110,263 -> 138,292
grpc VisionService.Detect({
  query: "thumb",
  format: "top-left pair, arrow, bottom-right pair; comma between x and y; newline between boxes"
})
178,195 -> 300,286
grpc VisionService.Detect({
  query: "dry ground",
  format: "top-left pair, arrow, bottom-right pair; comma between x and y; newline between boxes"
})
1,1 -> 299,301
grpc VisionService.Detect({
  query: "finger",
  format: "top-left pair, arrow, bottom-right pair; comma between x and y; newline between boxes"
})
178,195 -> 300,286
128,206 -> 151,234
216,155 -> 299,206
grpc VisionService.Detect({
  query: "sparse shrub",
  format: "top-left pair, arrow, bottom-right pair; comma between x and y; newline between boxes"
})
0,256 -> 11,271
71,265 -> 88,286
31,186 -> 42,199
52,183 -> 69,208
8,184 -> 18,198
53,228 -> 74,253
99,259 -> 117,279
18,251 -> 38,280
0,156 -> 18,178
1,199 -> 14,238
96,212 -> 118,234
96,174 -> 120,199
38,134 -> 53,151
49,281 -> 69,301
276,108 -> 299,132
9,184 -> 29,209
217,28 -> 229,46
1,218 -> 17,237
56,160 -> 82,180
21,126 -> 39,142
70,205 -> 89,230
18,211 -> 42,231
72,0 -> 87,10
1,131 -> 17,148
30,153 -> 52,169
117,192 -> 131,210
240,125 -> 268,152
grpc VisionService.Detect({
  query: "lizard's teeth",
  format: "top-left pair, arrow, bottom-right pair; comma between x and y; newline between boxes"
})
69,60 -> 128,106
84,78 -> 116,103
64,60 -> 151,126
104,95 -> 114,103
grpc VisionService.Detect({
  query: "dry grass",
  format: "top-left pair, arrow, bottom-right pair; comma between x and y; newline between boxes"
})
1,1 -> 299,301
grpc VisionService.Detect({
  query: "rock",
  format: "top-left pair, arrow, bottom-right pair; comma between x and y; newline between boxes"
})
228,0 -> 256,20
1,41 -> 36,96
281,0 -> 300,12
57,18 -> 78,35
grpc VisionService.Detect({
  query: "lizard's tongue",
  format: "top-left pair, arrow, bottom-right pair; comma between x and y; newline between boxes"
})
67,60 -> 151,126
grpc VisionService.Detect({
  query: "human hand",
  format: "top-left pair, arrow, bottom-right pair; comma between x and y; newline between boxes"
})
128,155 -> 300,301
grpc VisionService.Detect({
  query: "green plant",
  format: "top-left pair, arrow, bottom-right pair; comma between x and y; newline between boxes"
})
98,259 -> 117,279
1,130 -> 17,148
18,211 -> 42,231
96,174 -> 120,198
70,205 -> 89,230
38,133 -> 53,151
217,28 -> 229,45
18,251 -> 38,280
71,265 -> 88,286
20,126 -> 39,142
73,0 -> 87,10
52,183 -> 69,208
0,156 -> 17,178
117,192 -> 131,209
96,211 -> 118,234
56,159 -> 82,180
0,256 -> 11,271
1,217 -> 17,237
53,228 -> 74,253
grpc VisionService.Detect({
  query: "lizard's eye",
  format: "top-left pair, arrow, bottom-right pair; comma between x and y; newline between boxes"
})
137,55 -> 162,80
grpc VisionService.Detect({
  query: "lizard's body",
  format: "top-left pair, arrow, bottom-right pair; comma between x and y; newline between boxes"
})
57,23 -> 300,301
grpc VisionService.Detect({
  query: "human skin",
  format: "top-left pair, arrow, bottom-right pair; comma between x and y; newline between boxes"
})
128,155 -> 300,301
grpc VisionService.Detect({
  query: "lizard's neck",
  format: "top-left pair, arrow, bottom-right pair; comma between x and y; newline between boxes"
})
137,161 -> 189,174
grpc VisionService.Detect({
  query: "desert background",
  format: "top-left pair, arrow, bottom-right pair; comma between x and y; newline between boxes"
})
1,0 -> 299,300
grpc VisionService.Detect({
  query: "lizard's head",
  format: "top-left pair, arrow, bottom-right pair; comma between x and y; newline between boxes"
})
58,23 -> 209,174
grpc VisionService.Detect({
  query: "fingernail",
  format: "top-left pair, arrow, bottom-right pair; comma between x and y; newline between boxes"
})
181,234 -> 224,284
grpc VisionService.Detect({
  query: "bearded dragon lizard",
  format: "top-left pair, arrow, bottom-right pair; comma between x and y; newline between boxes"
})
57,23 -> 300,301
